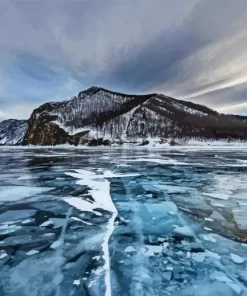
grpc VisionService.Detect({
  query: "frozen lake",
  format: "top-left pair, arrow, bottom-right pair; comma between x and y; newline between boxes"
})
0,146 -> 247,296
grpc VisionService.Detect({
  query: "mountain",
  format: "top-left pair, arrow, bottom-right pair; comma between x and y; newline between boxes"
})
1,86 -> 247,146
0,119 -> 28,145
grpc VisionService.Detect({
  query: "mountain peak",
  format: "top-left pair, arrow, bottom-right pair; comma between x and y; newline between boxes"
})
2,87 -> 247,146
78,86 -> 102,97
78,86 -> 156,99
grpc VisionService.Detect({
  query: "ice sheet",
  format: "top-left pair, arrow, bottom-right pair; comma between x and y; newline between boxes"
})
0,186 -> 54,201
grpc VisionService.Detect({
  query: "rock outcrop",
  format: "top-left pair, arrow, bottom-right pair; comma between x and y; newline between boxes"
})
0,119 -> 28,145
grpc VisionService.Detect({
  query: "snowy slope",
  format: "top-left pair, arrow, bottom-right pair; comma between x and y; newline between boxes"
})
0,119 -> 28,145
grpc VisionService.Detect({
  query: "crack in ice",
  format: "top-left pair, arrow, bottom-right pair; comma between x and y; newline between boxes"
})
64,168 -> 120,296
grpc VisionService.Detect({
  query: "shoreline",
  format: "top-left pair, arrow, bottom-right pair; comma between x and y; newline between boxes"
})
1,139 -> 247,150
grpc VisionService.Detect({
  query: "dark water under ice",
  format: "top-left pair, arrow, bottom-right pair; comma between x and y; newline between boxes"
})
0,146 -> 247,296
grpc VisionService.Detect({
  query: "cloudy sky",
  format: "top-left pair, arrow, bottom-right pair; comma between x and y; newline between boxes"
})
1,0 -> 247,120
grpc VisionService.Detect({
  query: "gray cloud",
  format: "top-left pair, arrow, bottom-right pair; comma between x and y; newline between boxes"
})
0,0 -> 247,119
105,0 -> 247,101
189,81 -> 247,113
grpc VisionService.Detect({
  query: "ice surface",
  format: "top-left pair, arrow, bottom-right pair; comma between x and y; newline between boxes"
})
0,210 -> 36,223
205,217 -> 214,222
230,253 -> 245,264
2,253 -> 65,295
103,170 -> 140,178
128,157 -> 187,166
1,235 -> 33,246
173,226 -> 194,238
17,175 -> 37,180
50,218 -> 68,229
211,271 -> 233,283
124,246 -> 136,253
162,271 -> 172,281
0,186 -> 54,201
50,240 -> 63,249
192,252 -> 206,262
233,209 -> 247,230
145,245 -> 163,255
66,168 -> 118,296
209,211 -> 227,224
26,250 -> 40,256
155,184 -> 190,193
203,192 -> 229,200
64,197 -> 97,214
1,147 -> 247,296
21,219 -> 33,224
73,280 -> 81,286
239,202 -> 247,206
163,242 -> 169,249
43,233 -> 55,237
203,234 -> 217,243
40,220 -> 54,227
65,169 -> 117,212
227,283 -> 242,295
213,203 -> 225,207
205,250 -> 221,260
0,253 -> 8,259
71,216 -> 93,225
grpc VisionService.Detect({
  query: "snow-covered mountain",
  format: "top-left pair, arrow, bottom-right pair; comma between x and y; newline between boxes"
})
0,119 -> 28,145
2,86 -> 247,146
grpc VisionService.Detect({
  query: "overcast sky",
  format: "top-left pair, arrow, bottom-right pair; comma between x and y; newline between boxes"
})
1,0 -> 247,121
